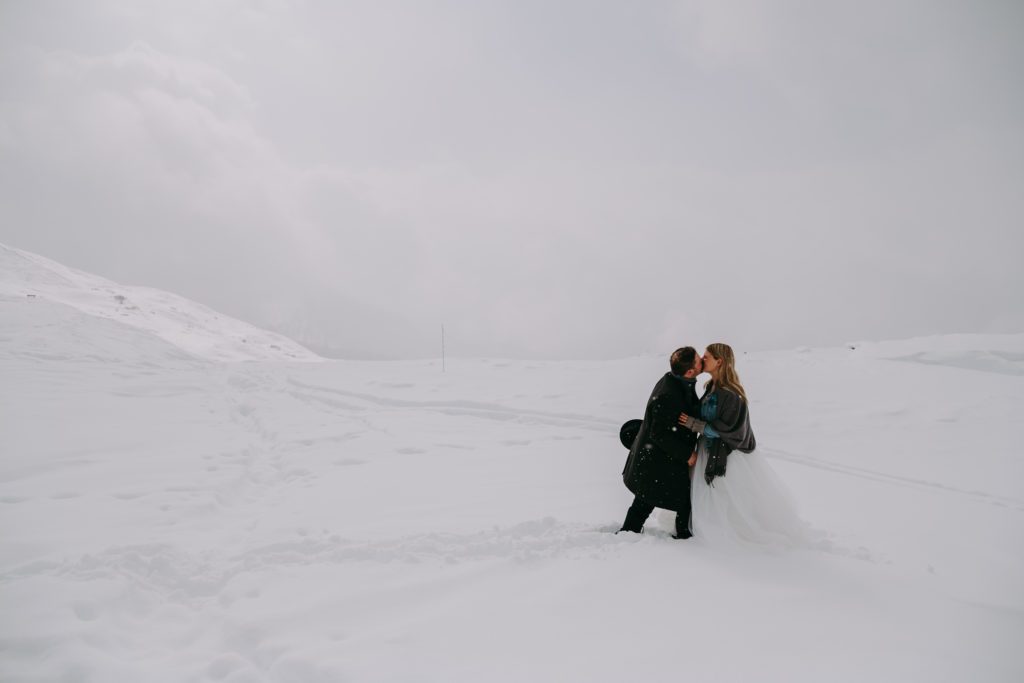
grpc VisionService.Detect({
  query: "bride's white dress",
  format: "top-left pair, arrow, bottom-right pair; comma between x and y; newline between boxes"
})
687,437 -> 811,549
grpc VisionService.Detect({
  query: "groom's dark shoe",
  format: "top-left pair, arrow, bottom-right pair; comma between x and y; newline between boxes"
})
672,514 -> 692,539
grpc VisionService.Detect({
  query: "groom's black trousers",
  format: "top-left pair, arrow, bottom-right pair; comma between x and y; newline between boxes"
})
621,495 -> 691,538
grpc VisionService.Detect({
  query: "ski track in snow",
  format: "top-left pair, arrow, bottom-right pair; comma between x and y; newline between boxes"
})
761,448 -> 1024,512
286,377 -> 618,432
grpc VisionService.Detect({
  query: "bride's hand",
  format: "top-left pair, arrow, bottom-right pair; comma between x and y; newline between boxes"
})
688,452 -> 697,467
678,413 -> 689,426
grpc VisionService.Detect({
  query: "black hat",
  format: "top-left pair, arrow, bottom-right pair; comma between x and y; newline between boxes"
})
619,419 -> 643,449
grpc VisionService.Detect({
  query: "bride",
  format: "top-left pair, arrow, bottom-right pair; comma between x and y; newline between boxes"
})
677,343 -> 810,548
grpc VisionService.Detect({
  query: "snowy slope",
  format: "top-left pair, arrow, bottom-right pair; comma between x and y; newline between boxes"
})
0,243 -> 319,363
1,252 -> 1022,682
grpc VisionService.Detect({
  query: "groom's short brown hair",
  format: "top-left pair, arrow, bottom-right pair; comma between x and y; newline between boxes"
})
670,347 -> 698,375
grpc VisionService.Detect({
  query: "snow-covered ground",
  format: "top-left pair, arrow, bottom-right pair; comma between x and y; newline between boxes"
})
2,244 -> 1022,682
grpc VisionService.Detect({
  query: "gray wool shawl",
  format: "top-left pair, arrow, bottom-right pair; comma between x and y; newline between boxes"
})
700,386 -> 755,485
705,386 -> 756,454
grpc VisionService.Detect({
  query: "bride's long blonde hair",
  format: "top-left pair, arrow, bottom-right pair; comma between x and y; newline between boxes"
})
706,343 -> 748,404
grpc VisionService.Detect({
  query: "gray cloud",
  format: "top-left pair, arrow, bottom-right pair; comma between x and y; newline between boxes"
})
2,1 -> 1022,358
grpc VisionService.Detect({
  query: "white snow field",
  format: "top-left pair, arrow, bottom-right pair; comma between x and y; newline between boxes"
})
2,243 -> 1023,682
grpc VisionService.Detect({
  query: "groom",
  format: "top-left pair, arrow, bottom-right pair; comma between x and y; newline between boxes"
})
619,347 -> 703,538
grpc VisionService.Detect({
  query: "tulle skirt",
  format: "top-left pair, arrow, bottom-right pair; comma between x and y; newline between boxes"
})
688,438 -> 812,550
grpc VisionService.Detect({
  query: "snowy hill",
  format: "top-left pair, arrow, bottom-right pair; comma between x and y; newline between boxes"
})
0,243 -> 320,363
1,247 -> 1022,681
855,333 -> 1024,375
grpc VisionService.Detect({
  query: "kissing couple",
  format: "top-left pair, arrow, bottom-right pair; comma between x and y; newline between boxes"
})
618,344 -> 806,547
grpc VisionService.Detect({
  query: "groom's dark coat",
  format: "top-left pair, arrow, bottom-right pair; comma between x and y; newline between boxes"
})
622,373 -> 701,512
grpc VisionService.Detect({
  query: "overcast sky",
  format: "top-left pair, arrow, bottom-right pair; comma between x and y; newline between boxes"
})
1,1 -> 1022,359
